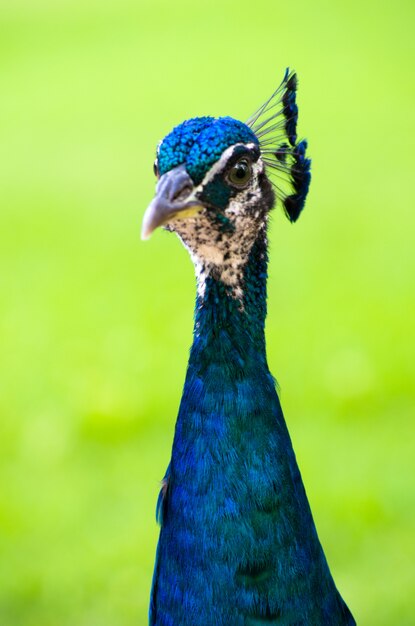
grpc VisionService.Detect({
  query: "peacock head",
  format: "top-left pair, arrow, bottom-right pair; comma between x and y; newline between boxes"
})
142,70 -> 311,287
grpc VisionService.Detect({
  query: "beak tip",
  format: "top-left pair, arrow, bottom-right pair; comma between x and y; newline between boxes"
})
141,206 -> 156,240
141,226 -> 152,241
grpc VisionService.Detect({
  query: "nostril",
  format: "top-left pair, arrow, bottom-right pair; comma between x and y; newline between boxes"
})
172,184 -> 193,202
162,165 -> 195,203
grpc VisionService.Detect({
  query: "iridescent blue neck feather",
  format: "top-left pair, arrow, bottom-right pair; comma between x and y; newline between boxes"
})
150,221 -> 355,626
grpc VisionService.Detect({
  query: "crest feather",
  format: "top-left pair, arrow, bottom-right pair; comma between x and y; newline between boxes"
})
247,68 -> 311,222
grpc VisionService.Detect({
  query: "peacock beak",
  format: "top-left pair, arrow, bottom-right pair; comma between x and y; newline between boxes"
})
141,164 -> 204,240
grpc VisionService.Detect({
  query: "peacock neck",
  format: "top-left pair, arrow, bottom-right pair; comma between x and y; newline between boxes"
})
189,228 -> 269,374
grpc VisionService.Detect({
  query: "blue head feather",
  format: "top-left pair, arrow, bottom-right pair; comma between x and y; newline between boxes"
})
157,116 -> 214,177
158,116 -> 259,185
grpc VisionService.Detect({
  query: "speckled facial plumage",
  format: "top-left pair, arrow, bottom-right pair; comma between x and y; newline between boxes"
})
157,116 -> 259,185
167,143 -> 274,301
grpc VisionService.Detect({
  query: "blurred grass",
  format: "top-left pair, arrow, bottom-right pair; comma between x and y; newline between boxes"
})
0,0 -> 414,624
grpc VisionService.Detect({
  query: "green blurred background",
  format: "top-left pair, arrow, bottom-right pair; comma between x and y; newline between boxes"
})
1,0 -> 414,624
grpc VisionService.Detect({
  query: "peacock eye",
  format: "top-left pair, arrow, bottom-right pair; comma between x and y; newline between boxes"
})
228,158 -> 252,187
153,160 -> 159,178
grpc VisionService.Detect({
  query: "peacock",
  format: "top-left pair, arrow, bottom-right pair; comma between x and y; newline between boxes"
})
142,69 -> 355,626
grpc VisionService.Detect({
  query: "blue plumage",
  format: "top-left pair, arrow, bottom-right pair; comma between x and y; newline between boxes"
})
158,117 -> 258,184
143,69 -> 355,625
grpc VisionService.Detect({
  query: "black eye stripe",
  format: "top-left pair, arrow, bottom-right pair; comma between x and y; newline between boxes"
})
226,144 -> 260,168
196,144 -> 260,192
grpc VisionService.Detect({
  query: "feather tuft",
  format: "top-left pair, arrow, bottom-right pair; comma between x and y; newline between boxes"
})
283,139 -> 311,222
247,68 -> 311,221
